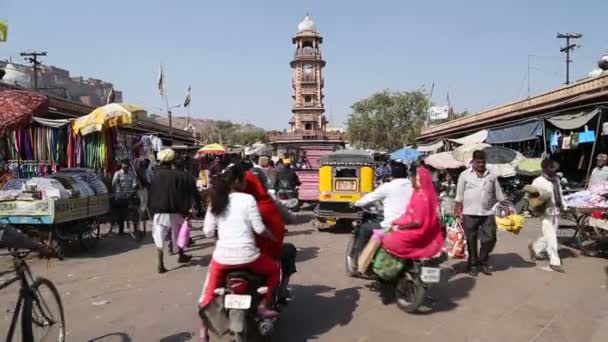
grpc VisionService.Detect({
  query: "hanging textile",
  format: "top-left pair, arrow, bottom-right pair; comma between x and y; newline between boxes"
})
486,120 -> 544,144
416,140 -> 444,153
448,130 -> 488,145
547,108 -> 600,130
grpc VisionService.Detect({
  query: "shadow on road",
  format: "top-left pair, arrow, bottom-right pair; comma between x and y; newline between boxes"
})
87,332 -> 132,342
72,234 -> 149,259
296,246 -> 320,263
159,331 -> 193,342
275,285 -> 361,341
427,271 -> 477,313
285,228 -> 315,238
491,252 -> 537,271
450,252 -> 536,273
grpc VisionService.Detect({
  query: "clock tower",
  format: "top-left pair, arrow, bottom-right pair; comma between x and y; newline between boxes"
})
289,15 -> 327,133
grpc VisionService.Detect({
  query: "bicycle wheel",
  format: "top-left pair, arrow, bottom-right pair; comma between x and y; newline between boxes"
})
22,278 -> 66,342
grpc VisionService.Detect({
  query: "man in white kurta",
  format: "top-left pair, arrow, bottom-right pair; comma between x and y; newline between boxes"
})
529,159 -> 568,273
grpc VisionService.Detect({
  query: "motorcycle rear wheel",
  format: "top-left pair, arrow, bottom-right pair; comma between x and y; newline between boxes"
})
395,275 -> 426,313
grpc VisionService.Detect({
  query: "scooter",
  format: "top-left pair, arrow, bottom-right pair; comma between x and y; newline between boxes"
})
200,271 -> 280,342
346,205 -> 447,313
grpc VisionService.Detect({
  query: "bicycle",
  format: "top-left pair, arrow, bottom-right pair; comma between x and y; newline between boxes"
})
1,249 -> 65,342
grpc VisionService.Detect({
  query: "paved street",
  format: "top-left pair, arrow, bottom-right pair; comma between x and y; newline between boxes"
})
1,216 -> 607,342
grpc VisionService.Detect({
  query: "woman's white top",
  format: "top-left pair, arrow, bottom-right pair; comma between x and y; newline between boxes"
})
203,192 -> 266,265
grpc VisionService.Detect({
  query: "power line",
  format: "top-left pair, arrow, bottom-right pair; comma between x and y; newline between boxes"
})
19,50 -> 46,89
556,33 -> 583,85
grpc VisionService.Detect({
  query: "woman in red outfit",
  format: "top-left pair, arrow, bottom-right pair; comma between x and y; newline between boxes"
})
241,161 -> 297,300
382,167 -> 444,259
244,171 -> 285,257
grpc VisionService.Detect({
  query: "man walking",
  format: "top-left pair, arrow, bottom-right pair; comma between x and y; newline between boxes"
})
455,150 -> 505,276
149,149 -> 202,273
529,159 -> 567,273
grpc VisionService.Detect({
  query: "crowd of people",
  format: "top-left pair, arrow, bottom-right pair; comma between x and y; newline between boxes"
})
350,149 -> 572,279
2,146 -> 598,342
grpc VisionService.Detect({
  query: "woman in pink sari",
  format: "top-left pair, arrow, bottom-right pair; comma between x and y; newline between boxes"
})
382,167 -> 444,259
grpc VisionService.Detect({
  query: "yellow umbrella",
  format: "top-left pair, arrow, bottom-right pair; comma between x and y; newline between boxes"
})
196,143 -> 226,157
73,103 -> 146,135
0,20 -> 7,42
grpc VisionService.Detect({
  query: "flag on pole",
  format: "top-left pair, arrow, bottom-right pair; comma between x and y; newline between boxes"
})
106,88 -> 115,104
447,91 -> 454,119
184,85 -> 191,107
0,20 -> 7,42
157,64 -> 165,96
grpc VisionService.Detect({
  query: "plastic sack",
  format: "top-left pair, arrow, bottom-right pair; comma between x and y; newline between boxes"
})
177,219 -> 191,249
496,214 -> 525,234
444,218 -> 466,258
372,248 -> 404,280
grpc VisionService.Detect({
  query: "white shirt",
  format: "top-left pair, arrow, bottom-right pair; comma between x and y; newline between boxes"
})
589,166 -> 608,188
456,168 -> 505,216
203,192 -> 266,265
355,178 -> 413,228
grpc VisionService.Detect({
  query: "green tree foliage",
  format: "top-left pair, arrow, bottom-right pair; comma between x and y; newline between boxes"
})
346,90 -> 429,151
202,120 -> 268,145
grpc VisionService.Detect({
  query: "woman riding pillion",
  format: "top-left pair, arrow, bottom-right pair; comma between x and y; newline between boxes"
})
199,164 -> 281,341
379,167 -> 444,260
239,159 -> 298,302
351,162 -> 413,269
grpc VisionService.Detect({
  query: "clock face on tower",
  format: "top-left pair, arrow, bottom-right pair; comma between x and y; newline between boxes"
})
303,64 -> 313,75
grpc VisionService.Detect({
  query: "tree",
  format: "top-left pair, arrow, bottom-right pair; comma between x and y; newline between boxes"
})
346,90 -> 428,151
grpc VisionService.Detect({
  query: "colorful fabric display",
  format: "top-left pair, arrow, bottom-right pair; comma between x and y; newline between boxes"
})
578,125 -> 596,144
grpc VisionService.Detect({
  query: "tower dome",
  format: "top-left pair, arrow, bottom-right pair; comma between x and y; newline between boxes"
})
297,15 -> 316,32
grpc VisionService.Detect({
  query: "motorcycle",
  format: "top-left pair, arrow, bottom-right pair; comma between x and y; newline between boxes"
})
200,271 -> 279,342
346,205 -> 447,313
276,189 -> 300,212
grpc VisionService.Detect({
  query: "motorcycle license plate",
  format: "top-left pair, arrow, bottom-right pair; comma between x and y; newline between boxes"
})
224,294 -> 252,309
420,267 -> 441,283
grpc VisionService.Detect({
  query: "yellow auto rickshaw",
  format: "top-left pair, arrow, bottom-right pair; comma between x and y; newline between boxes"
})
313,150 -> 375,230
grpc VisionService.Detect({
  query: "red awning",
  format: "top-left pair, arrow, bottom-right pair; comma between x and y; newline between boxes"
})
0,90 -> 49,132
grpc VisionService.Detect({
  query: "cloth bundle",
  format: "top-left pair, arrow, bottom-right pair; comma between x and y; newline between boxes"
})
564,183 -> 608,208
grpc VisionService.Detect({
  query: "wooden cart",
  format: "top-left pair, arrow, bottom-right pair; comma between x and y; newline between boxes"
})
561,207 -> 608,254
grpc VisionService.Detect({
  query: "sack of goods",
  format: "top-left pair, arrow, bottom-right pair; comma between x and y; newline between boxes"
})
523,185 -> 551,215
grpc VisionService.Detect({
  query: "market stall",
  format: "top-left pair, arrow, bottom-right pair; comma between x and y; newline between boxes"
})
562,184 -> 608,256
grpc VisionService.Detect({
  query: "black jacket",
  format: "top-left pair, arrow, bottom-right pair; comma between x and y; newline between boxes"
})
275,167 -> 301,191
149,168 -> 202,214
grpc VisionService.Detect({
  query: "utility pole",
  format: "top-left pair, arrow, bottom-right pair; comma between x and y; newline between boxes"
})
556,33 -> 582,85
20,51 -> 47,89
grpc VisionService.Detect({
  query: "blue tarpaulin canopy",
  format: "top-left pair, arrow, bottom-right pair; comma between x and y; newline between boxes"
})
389,148 -> 420,161
486,120 -> 544,144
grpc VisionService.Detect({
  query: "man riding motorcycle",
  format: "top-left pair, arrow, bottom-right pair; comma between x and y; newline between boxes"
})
350,162 -> 412,269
